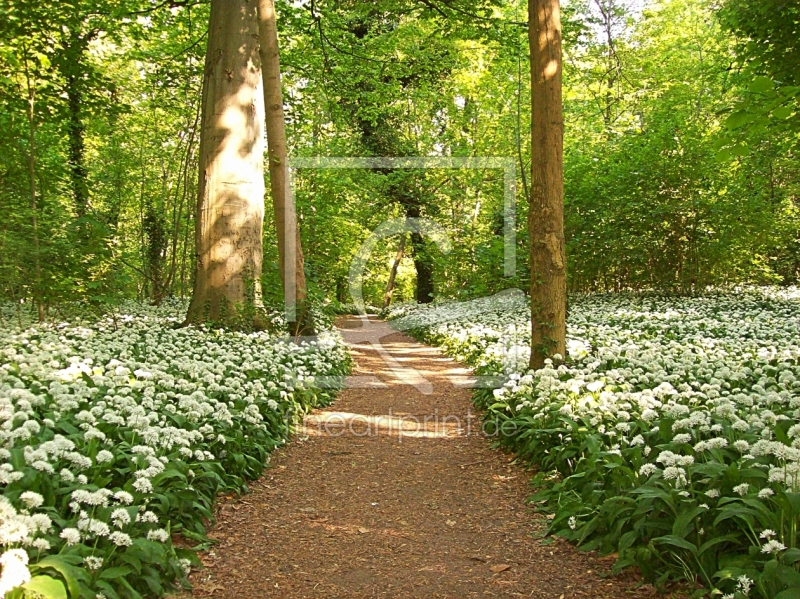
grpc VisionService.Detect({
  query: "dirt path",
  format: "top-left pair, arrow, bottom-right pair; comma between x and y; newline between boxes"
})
189,317 -> 649,598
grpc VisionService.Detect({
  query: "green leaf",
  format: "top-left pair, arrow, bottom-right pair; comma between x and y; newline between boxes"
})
672,506 -> 705,538
99,566 -> 131,580
22,575 -> 67,599
749,76 -> 775,94
731,143 -> 750,157
773,105 -> 794,119
29,556 -> 83,598
698,534 -> 740,556
784,548 -> 800,565
725,110 -> 754,129
715,148 -> 732,162
778,562 -> 800,587
775,589 -> 800,599
652,534 -> 698,556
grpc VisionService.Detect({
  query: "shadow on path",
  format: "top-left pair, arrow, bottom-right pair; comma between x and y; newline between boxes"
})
188,316 -> 649,598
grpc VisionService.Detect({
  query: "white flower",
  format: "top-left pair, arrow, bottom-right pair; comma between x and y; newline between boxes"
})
19,491 -> 44,510
96,450 -> 114,464
110,508 -> 131,528
108,531 -> 132,547
705,489 -> 720,499
133,478 -> 153,494
761,539 -> 787,554
758,488 -> 775,499
733,440 -> 750,453
586,380 -> 604,393
136,511 -> 159,524
672,433 -> 692,444
59,528 -> 81,545
85,519 -> 110,537
760,529 -> 777,539
733,483 -> 750,496
178,558 -> 192,575
0,549 -> 30,595
114,491 -> 134,505
639,464 -> 659,477
147,528 -> 169,542
84,556 -> 104,570
736,575 -> 753,594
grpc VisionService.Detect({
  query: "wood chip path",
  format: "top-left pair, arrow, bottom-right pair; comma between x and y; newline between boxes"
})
187,316 -> 652,598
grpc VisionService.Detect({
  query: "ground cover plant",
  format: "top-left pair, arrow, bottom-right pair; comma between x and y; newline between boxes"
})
388,288 -> 800,598
0,299 -> 350,598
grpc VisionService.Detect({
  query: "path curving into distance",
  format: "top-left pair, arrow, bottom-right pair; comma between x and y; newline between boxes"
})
188,316 -> 649,598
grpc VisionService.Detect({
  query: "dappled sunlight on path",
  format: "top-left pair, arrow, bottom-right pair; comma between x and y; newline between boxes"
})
187,316 -> 651,598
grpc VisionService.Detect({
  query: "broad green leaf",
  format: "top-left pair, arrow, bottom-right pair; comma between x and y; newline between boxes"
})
652,535 -> 698,556
22,575 -> 67,599
725,110 -> 754,129
749,76 -> 775,94
30,556 -> 83,598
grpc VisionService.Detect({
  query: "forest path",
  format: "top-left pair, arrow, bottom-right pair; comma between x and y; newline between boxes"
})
188,316 -> 647,598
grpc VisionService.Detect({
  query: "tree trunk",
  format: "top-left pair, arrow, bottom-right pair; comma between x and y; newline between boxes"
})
411,232 -> 433,304
22,47 -> 44,323
185,0 -> 266,327
383,234 -> 406,309
67,72 -> 88,217
63,30 -> 91,218
256,0 -> 315,336
528,0 -> 566,369
403,200 -> 434,304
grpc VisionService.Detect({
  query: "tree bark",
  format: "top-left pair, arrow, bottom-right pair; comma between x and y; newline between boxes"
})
22,46 -> 44,323
383,234 -> 406,309
185,0 -> 266,327
529,0 -> 566,369
62,29 -> 93,218
404,199 -> 434,304
66,70 -> 88,217
256,0 -> 315,336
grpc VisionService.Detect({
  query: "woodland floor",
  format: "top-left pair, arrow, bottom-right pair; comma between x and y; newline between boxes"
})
186,316 -> 655,598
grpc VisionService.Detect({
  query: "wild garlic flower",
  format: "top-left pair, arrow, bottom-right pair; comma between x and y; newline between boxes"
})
761,540 -> 787,554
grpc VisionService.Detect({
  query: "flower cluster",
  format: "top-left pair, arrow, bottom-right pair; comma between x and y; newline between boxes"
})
392,288 -> 800,597
0,300 -> 349,597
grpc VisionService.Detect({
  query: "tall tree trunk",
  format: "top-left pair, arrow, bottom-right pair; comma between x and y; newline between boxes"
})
528,0 -> 566,369
411,232 -> 433,303
185,0 -> 266,327
256,0 -> 315,336
67,72 -> 88,217
383,233 -> 406,309
22,47 -> 44,323
403,199 -> 434,304
64,30 -> 91,218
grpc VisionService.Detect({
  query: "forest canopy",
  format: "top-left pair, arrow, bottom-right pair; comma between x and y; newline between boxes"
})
0,0 -> 797,318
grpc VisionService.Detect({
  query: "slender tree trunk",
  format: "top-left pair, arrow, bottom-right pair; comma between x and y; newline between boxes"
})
411,232 -> 433,304
22,47 -> 44,323
383,234 -> 406,309
256,0 -> 315,336
64,30 -> 91,218
185,0 -> 266,327
403,200 -> 434,304
528,0 -> 566,369
67,73 -> 88,217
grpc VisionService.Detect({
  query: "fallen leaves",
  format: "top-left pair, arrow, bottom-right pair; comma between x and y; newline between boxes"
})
490,564 -> 511,573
